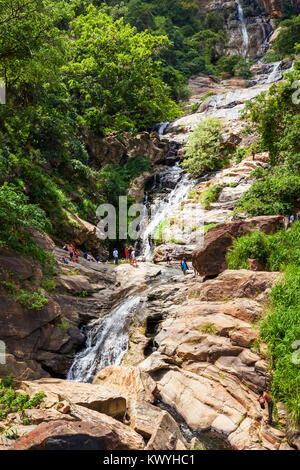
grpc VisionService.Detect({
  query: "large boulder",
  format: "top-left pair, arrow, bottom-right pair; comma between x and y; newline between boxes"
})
10,420 -> 121,450
192,216 -> 283,277
93,366 -> 156,403
20,379 -> 126,418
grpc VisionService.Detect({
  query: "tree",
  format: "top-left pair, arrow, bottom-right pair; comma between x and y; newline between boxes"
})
182,117 -> 224,176
64,5 -> 179,134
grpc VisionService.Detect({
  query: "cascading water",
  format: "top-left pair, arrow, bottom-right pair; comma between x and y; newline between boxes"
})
139,164 -> 194,260
235,0 -> 249,56
157,122 -> 169,136
264,61 -> 283,84
67,296 -> 142,383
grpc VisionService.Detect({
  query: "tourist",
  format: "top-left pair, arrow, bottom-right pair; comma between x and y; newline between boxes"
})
95,255 -> 100,263
74,249 -> 80,262
166,250 -> 171,265
128,246 -> 133,265
125,247 -> 129,263
113,248 -> 119,266
62,256 -> 69,265
131,249 -> 138,267
290,214 -> 295,226
258,390 -> 274,425
181,258 -> 189,275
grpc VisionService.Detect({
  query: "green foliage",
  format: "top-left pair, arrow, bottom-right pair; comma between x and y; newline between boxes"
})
261,265 -> 300,426
242,69 -> 300,167
199,184 -> 226,209
0,377 -> 46,421
227,222 -> 300,272
182,118 -> 225,176
13,289 -> 49,310
216,55 -> 253,79
65,5 -> 179,134
236,168 -> 300,217
273,15 -> 300,58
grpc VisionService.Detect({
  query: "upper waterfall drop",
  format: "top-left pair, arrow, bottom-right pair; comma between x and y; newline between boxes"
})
235,0 -> 249,56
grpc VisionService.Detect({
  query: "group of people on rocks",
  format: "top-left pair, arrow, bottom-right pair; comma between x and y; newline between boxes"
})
113,246 -> 139,267
62,243 -> 100,265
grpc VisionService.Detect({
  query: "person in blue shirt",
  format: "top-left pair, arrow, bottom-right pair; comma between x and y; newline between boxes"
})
113,249 -> 119,266
181,258 -> 189,275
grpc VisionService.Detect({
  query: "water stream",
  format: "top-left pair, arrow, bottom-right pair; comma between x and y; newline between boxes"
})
235,0 -> 249,55
67,296 -> 143,383
139,164 -> 194,260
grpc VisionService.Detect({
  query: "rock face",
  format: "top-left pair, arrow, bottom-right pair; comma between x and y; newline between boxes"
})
0,246 -> 118,380
84,131 -> 170,168
192,216 -> 282,277
199,0 -> 273,58
257,0 -> 300,17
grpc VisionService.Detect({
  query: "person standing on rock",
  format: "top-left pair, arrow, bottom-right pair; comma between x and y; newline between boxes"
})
125,247 -> 129,263
181,258 -> 189,276
166,250 -> 171,265
258,390 -> 274,425
113,248 -> 119,266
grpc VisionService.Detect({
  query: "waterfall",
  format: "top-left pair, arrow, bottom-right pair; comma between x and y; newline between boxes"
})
265,61 -> 283,84
157,122 -> 169,136
139,165 -> 194,260
235,0 -> 249,56
67,296 -> 142,383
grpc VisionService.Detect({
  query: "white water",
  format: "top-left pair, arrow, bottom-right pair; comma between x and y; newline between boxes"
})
157,122 -> 169,136
264,61 -> 283,84
235,0 -> 249,55
139,165 -> 194,260
67,296 -> 142,383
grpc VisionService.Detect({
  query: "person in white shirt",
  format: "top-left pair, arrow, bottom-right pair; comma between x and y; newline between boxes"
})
113,249 -> 119,266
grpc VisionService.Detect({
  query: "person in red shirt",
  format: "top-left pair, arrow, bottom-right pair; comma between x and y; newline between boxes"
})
258,390 -> 274,425
125,247 -> 129,263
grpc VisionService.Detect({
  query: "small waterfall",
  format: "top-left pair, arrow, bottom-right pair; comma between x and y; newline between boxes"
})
157,122 -> 169,136
235,0 -> 249,56
265,61 -> 283,84
67,296 -> 142,383
139,165 -> 194,260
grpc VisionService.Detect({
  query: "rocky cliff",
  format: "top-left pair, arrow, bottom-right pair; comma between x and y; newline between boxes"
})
257,0 -> 300,16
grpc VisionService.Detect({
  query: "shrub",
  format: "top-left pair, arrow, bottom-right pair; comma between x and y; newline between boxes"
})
182,118 -> 224,176
227,222 -> 300,272
236,168 -> 300,217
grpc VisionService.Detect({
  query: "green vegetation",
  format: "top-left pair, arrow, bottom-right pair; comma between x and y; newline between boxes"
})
1,281 -> 49,310
272,15 -> 300,58
199,184 -> 226,209
237,68 -> 300,217
182,118 -> 226,176
227,223 -> 300,425
0,376 -> 46,421
261,266 -> 300,426
227,222 -> 300,272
